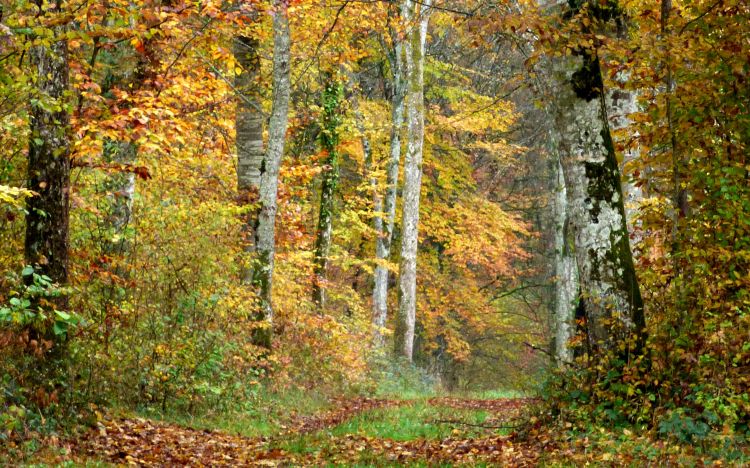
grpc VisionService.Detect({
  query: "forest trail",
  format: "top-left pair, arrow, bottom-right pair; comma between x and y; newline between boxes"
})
66,397 -> 550,466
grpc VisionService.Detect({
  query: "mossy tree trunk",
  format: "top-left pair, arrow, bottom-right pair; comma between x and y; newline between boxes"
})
552,156 -> 578,365
549,1 -> 645,352
312,72 -> 343,310
395,0 -> 431,362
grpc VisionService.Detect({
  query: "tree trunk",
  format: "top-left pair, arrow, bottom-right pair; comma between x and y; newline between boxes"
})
373,21 -> 406,347
552,156 -> 578,365
549,46 -> 645,352
312,73 -> 343,310
250,0 -> 291,347
25,21 -> 71,302
102,140 -> 137,254
395,0 -> 431,362
234,33 -> 265,283
606,83 -> 642,240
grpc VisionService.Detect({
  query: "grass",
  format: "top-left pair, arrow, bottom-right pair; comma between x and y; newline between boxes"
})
330,402 -> 497,441
135,387 -> 333,438
276,400 -> 511,459
465,389 -> 530,399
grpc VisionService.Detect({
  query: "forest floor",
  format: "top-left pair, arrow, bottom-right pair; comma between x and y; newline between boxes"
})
25,395 -> 748,466
29,396 -> 551,466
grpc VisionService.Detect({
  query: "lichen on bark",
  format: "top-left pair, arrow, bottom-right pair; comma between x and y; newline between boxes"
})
549,39 -> 645,352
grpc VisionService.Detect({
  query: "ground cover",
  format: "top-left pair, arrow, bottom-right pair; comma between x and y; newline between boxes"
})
21,394 -> 750,466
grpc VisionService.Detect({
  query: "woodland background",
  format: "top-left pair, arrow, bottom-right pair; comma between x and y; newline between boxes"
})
0,0 -> 748,464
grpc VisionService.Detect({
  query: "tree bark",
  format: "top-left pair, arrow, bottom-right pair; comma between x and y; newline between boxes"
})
549,45 -> 645,352
102,140 -> 137,252
606,83 -> 642,240
234,33 -> 265,287
25,18 -> 71,302
312,73 -> 343,310
250,0 -> 291,347
373,16 -> 406,347
552,156 -> 578,365
395,0 -> 431,362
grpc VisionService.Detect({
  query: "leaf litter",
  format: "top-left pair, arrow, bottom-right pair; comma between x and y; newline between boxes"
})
63,397 -> 552,466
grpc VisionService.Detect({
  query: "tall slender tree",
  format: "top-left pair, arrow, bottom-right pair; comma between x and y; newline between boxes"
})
372,8 -> 406,347
233,25 -> 264,280
395,0 -> 431,362
244,0 -> 292,347
312,72 -> 344,309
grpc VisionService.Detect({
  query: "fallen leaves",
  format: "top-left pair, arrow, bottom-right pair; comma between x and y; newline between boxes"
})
68,397 -> 552,466
74,417 -> 274,466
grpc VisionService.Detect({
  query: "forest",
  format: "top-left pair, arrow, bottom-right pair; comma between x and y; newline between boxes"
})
0,0 -> 748,465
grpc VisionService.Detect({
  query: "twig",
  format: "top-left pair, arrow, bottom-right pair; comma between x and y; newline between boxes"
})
678,0 -> 723,35
523,341 -> 552,357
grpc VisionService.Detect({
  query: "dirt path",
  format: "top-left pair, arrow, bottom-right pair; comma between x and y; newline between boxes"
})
67,397 -> 547,466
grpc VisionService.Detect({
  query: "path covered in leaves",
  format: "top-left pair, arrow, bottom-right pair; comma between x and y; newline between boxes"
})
68,397 -> 551,466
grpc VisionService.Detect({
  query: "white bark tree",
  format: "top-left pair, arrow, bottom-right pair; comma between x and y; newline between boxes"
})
238,0 -> 291,348
234,31 -> 265,281
548,43 -> 645,351
372,11 -> 406,347
606,84 -> 642,238
395,0 -> 431,362
552,156 -> 578,365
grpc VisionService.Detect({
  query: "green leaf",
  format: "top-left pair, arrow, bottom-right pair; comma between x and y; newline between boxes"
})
53,321 -> 67,336
21,266 -> 35,276
55,310 -> 71,321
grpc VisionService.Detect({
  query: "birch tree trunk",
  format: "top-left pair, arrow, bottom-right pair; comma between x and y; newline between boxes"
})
312,73 -> 343,309
549,46 -> 645,352
249,1 -> 291,347
552,156 -> 578,365
395,0 -> 431,362
372,20 -> 406,347
25,18 -> 71,304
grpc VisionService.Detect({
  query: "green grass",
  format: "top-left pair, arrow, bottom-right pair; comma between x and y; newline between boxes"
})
330,402 -> 496,441
464,389 -> 530,399
136,387 -> 333,438
275,400 -> 511,460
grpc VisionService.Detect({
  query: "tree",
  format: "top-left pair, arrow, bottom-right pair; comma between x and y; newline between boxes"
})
248,0 -> 292,347
395,0 -> 431,362
312,71 -> 344,309
547,0 -> 645,352
25,2 -> 71,305
234,21 -> 264,283
552,156 -> 577,365
372,6 -> 406,347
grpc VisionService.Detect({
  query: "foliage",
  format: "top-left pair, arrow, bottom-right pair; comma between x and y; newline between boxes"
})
1,0 -> 747,464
